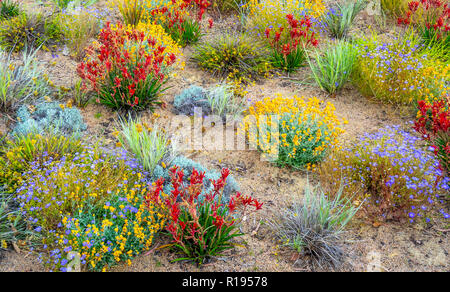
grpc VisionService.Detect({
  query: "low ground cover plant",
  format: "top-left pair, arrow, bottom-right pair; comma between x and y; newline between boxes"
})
192,33 -> 272,84
13,100 -> 87,137
0,131 -> 83,192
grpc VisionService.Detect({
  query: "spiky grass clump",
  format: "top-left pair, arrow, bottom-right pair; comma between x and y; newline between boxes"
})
307,40 -> 357,95
0,50 -> 50,113
321,0 -> 368,39
192,33 -> 272,84
116,117 -> 174,175
0,0 -> 20,21
269,181 -> 359,269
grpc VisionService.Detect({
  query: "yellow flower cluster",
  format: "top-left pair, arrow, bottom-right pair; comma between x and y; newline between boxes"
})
55,186 -> 166,271
242,94 -> 345,169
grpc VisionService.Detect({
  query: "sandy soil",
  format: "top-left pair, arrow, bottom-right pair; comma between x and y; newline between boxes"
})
0,1 -> 448,272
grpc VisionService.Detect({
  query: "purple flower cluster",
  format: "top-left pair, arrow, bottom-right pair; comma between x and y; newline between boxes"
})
325,124 -> 449,222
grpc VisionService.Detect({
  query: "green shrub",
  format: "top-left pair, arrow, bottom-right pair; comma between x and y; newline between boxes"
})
13,100 -> 87,137
0,49 -> 50,112
192,33 -> 272,83
243,95 -> 345,170
0,12 -> 60,52
269,180 -> 359,268
307,40 -> 357,95
321,0 -> 367,39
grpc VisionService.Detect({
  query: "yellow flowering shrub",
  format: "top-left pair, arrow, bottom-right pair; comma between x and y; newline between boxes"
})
245,0 -> 325,43
242,94 -> 345,170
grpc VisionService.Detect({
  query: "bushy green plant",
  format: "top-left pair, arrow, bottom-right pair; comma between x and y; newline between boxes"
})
116,117 -> 174,175
269,180 -> 359,268
0,0 -> 20,21
318,125 -> 450,223
0,12 -> 60,52
0,49 -> 50,112
380,0 -> 409,18
307,40 -> 357,95
148,166 -> 261,265
243,95 -> 345,170
13,100 -> 87,137
192,33 -> 272,83
321,0 -> 367,39
0,131 -> 83,191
